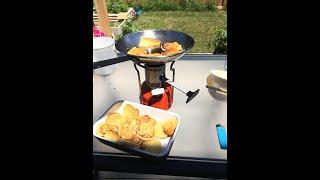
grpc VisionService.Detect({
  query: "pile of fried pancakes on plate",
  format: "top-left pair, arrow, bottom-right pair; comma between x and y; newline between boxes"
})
96,104 -> 178,154
127,37 -> 183,57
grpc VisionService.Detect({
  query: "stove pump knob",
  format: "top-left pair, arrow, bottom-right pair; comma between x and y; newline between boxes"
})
151,88 -> 165,96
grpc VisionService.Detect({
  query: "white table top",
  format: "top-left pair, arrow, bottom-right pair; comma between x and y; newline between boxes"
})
93,55 -> 227,161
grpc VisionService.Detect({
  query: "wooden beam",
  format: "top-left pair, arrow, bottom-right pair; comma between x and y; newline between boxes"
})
93,0 -> 112,37
223,0 -> 227,10
215,0 -> 220,6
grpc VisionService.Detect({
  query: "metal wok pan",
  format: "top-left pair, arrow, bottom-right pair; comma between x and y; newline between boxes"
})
93,30 -> 195,69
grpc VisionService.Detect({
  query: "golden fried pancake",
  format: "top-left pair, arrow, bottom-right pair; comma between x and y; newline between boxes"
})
119,118 -> 140,140
162,119 -> 178,136
105,113 -> 125,130
138,115 -> 156,138
142,138 -> 162,154
105,113 -> 121,122
162,42 -> 182,51
154,121 -> 167,139
138,37 -> 161,48
161,49 -> 180,56
102,130 -> 119,143
131,136 -> 143,144
127,47 -> 147,56
118,139 -> 141,149
105,123 -> 119,133
97,122 -> 109,137
123,104 -> 139,119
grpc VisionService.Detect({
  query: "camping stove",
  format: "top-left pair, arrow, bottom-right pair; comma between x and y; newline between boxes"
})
134,61 -> 199,110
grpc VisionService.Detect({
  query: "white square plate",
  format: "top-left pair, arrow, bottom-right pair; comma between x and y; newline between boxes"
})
93,100 -> 180,159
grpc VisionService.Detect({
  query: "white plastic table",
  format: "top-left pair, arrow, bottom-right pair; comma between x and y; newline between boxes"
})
93,55 -> 227,178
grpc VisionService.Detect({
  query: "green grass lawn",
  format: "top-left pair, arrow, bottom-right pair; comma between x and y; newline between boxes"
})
133,11 -> 227,53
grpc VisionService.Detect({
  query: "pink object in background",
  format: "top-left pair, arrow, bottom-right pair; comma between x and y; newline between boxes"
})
93,25 -> 105,37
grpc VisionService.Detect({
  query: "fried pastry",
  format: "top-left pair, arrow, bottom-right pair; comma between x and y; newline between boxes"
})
123,104 -> 139,119
118,139 -> 142,149
119,117 -> 140,141
105,113 -> 125,130
128,38 -> 183,57
142,138 -> 162,154
102,130 -> 119,143
138,37 -> 161,48
127,47 -> 147,56
162,42 -> 182,51
131,136 -> 143,144
161,49 -> 180,56
154,121 -> 168,139
97,122 -> 109,137
138,115 -> 157,138
162,119 -> 178,136
105,123 -> 119,133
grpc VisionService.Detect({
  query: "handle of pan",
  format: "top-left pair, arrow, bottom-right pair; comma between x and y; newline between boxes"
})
93,55 -> 132,69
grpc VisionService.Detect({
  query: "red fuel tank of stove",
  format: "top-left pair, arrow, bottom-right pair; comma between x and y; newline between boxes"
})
140,82 -> 173,110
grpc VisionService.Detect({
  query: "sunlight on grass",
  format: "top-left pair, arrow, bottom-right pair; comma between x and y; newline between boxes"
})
133,11 -> 227,53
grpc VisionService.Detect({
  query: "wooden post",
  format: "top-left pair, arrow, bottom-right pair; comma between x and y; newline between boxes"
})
215,0 -> 219,6
216,0 -> 223,9
94,0 -> 112,37
223,0 -> 227,10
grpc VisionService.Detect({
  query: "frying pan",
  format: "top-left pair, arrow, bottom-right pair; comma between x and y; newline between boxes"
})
93,30 -> 195,69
